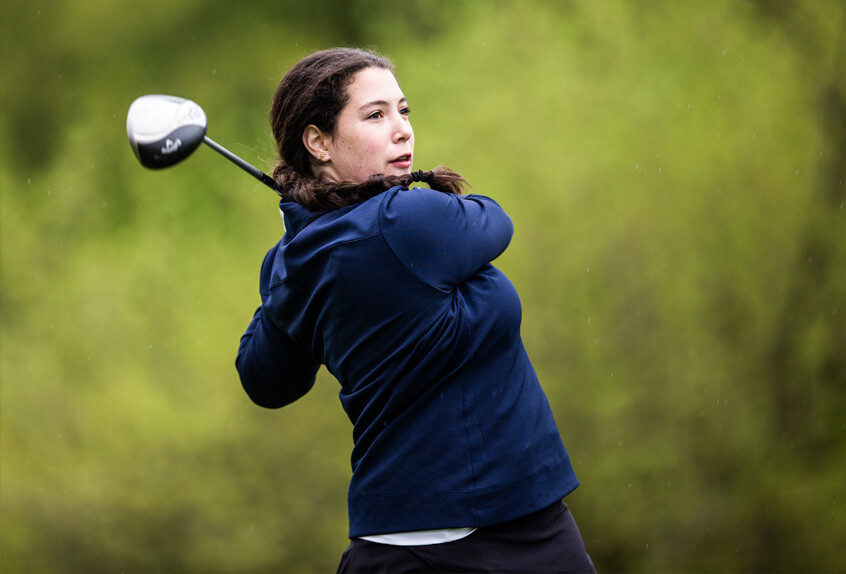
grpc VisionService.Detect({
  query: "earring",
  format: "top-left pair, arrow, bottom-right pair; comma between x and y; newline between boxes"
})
318,152 -> 330,162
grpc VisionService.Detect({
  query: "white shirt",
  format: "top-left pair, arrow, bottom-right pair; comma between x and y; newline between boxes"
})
358,527 -> 477,546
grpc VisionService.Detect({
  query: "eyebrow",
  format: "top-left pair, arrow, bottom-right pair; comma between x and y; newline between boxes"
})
358,97 -> 407,111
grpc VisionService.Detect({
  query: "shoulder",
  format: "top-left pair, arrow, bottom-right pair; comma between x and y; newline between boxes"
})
378,187 -> 462,250
379,186 -> 507,229
380,185 -> 456,223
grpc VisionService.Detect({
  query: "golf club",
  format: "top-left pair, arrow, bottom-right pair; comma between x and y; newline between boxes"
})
126,94 -> 281,195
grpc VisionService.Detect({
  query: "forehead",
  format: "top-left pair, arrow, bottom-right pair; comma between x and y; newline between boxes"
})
345,67 -> 405,106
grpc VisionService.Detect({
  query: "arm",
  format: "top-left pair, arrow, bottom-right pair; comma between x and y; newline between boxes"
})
235,245 -> 320,409
236,306 -> 320,408
381,188 -> 514,289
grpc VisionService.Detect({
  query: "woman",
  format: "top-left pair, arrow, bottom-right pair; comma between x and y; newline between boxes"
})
236,48 -> 595,573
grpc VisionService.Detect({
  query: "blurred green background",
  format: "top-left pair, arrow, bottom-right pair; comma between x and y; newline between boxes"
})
2,0 -> 844,572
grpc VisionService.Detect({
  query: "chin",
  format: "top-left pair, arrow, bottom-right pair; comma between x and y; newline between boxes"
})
386,165 -> 412,177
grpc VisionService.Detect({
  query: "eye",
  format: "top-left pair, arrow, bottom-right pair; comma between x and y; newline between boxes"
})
400,106 -> 411,116
367,110 -> 383,120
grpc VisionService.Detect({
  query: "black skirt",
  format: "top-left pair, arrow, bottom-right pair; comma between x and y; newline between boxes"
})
337,499 -> 596,574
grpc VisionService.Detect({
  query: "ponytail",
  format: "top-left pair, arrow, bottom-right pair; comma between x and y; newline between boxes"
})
274,165 -> 468,211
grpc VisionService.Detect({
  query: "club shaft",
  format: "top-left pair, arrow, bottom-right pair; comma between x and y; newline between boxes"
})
202,136 -> 281,194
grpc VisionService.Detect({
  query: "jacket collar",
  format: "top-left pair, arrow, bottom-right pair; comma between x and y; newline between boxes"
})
278,186 -> 405,239
278,200 -> 326,240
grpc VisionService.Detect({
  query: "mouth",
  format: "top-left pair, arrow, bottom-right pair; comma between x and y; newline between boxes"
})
389,153 -> 412,168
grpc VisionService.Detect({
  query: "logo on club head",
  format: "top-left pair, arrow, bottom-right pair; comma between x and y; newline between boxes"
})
182,105 -> 202,122
161,138 -> 182,154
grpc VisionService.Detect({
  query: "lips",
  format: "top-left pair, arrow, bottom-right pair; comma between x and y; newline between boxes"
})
389,153 -> 412,165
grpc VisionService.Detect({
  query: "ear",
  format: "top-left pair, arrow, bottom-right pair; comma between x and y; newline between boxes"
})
302,125 -> 332,162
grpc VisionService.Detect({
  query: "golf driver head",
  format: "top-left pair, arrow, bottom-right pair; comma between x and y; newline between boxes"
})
127,95 -> 207,169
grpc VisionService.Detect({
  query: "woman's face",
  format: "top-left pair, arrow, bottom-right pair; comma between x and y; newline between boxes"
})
321,67 -> 414,182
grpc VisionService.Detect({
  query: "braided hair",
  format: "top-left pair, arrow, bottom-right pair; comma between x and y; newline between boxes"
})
270,48 -> 466,211
273,165 -> 466,210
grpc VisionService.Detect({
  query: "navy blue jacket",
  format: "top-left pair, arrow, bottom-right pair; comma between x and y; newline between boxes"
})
236,186 -> 578,537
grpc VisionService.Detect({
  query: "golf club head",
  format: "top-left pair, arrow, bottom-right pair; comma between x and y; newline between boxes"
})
127,95 -> 207,169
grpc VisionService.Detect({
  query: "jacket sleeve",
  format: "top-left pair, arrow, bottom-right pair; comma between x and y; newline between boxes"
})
236,306 -> 320,408
381,188 -> 514,289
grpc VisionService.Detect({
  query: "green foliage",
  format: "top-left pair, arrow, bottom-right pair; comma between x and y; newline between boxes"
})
2,0 -> 844,571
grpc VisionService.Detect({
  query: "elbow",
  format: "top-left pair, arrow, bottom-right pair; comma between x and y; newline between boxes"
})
235,353 -> 317,409
238,369 -> 294,409
235,353 -> 282,409
235,358 -> 283,409
503,215 -> 515,245
485,202 -> 514,252
243,386 -> 289,409
492,214 -> 515,258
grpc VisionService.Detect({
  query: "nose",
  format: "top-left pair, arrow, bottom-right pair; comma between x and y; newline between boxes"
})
392,112 -> 413,144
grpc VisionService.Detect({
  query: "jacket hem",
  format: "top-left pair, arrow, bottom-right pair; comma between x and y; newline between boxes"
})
347,456 -> 579,538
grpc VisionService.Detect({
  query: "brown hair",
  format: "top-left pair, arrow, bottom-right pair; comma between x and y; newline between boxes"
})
270,48 -> 466,210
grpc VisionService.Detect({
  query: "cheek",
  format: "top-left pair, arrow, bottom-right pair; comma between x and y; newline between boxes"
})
338,130 -> 383,173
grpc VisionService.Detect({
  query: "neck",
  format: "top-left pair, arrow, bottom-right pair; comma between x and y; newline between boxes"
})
311,161 -> 341,184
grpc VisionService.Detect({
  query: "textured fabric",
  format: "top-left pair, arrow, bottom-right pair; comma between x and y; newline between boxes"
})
337,500 -> 596,573
236,186 -> 579,537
